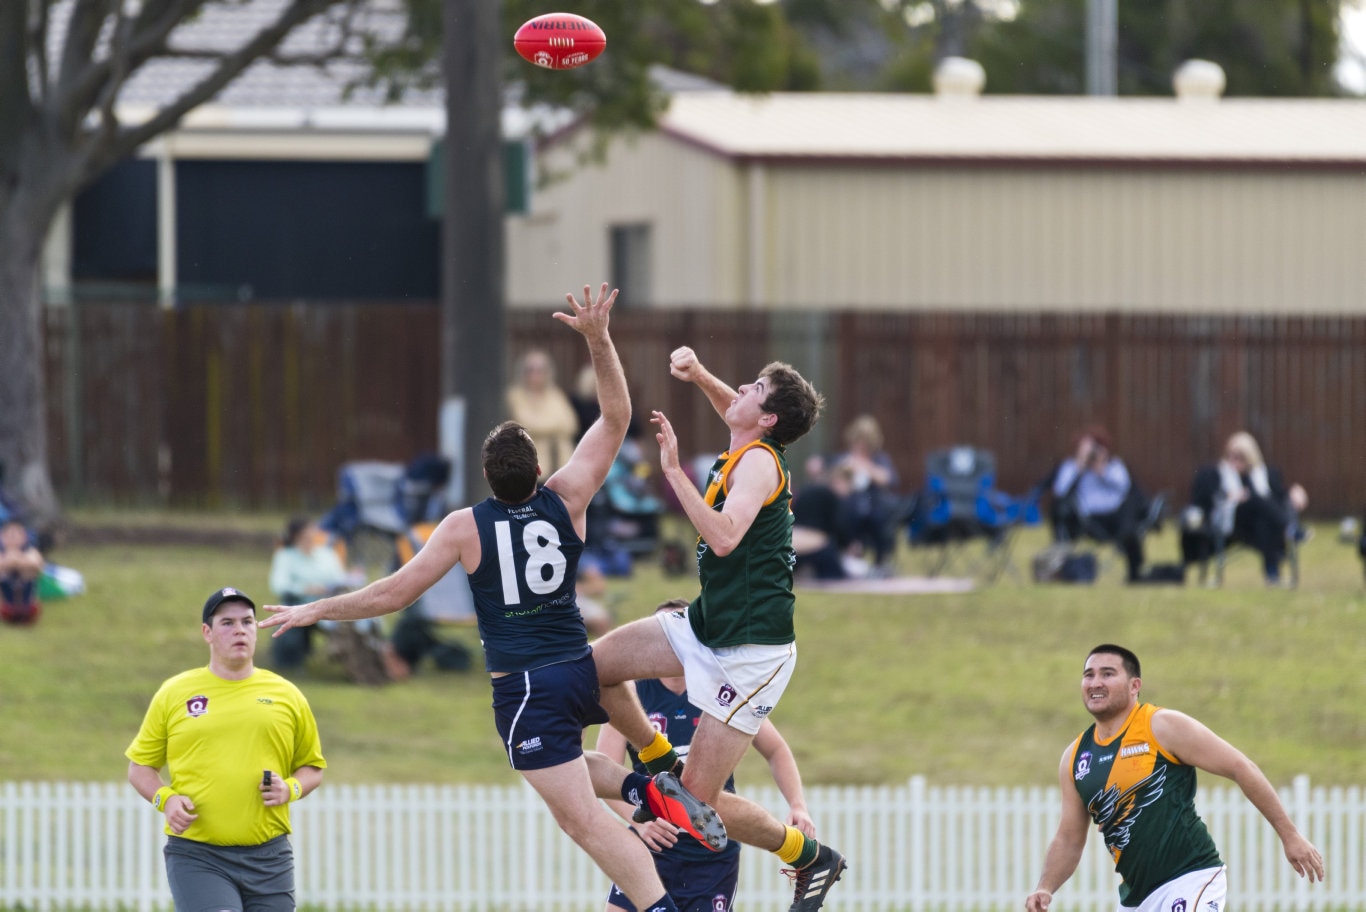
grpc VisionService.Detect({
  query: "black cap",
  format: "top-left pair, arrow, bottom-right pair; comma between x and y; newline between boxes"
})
202,587 -> 256,624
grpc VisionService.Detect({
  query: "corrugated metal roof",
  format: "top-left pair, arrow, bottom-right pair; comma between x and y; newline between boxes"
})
49,0 -> 442,110
656,91 -> 1366,164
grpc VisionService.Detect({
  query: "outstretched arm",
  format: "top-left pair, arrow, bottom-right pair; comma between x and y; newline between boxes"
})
1025,748 -> 1091,912
752,720 -> 815,836
1152,709 -> 1325,882
668,346 -> 736,421
652,410 -> 776,556
544,283 -> 629,518
260,510 -> 473,635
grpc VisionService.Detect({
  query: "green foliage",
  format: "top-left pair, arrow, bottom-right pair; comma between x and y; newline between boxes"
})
973,0 -> 1345,96
362,0 -> 823,137
4,513 -> 1363,791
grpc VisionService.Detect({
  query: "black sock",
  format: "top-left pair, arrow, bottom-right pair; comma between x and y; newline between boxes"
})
643,894 -> 678,912
620,771 -> 653,807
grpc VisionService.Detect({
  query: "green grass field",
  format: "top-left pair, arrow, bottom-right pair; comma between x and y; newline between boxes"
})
3,511 -> 1363,791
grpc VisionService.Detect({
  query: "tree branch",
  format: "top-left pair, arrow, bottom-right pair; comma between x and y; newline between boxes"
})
87,0 -> 353,174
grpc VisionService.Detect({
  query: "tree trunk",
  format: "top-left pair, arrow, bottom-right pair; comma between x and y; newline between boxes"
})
442,0 -> 506,506
0,185 -> 60,533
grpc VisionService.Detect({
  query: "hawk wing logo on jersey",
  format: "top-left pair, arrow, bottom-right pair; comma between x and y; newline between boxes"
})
1087,764 -> 1167,859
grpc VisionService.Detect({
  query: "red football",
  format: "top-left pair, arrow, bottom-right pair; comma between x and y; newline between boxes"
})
513,12 -> 606,71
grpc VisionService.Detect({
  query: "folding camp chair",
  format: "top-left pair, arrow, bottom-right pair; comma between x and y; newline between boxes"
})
1179,467 -> 1301,587
906,446 -> 1040,582
1052,483 -> 1166,582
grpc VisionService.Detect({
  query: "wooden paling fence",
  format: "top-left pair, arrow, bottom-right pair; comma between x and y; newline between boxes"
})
42,302 -> 1366,516
2,777 -> 1361,910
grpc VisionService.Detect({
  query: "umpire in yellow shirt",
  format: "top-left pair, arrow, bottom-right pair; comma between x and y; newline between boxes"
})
127,587 -> 327,911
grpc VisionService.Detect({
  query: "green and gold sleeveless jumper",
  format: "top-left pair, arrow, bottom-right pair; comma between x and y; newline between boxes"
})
689,438 -> 796,648
1068,702 -> 1222,906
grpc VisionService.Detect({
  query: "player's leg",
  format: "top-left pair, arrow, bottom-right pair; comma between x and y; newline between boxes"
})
593,614 -> 686,754
522,758 -> 676,911
677,640 -> 849,912
163,839 -> 248,912
585,750 -> 727,851
238,836 -> 296,912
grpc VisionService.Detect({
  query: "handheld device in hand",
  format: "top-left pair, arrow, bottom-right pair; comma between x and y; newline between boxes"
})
262,770 -> 272,786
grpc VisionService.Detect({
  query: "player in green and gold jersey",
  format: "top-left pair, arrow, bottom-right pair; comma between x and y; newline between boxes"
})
590,346 -> 848,912
1026,644 -> 1324,912
127,587 -> 326,912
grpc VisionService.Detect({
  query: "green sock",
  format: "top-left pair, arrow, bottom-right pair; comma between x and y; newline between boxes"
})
643,747 -> 680,775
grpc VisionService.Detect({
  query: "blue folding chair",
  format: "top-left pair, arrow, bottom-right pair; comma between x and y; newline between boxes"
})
907,446 -> 1040,582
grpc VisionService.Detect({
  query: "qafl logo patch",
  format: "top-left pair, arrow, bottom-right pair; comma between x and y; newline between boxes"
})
1075,750 -> 1092,780
715,684 -> 737,708
711,894 -> 730,912
648,712 -> 668,735
186,695 -> 209,717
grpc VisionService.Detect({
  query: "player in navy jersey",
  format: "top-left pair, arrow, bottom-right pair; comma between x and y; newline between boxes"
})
597,599 -> 816,912
262,284 -> 723,912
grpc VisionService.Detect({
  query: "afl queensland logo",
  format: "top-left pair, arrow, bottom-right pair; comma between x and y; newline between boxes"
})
715,684 -> 737,708
1075,750 -> 1091,780
711,894 -> 730,912
186,695 -> 209,717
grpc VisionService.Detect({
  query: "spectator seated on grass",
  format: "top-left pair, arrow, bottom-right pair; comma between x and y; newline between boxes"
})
0,517 -> 44,625
269,516 -> 386,683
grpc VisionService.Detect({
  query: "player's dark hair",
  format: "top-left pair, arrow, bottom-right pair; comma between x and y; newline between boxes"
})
654,597 -> 690,614
1088,643 -> 1141,678
482,421 -> 539,502
759,361 -> 824,446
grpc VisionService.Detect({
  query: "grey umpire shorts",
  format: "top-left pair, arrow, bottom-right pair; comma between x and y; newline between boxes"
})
164,834 -> 295,912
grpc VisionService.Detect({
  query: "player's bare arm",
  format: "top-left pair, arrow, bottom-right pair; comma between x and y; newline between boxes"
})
752,721 -> 815,837
260,510 -> 473,635
1151,709 -> 1326,882
128,761 -> 197,834
544,283 -> 629,520
260,765 -> 323,808
652,410 -> 773,556
668,346 -> 736,420
1026,747 -> 1091,912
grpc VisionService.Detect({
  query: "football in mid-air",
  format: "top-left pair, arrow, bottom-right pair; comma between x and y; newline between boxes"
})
513,12 -> 606,70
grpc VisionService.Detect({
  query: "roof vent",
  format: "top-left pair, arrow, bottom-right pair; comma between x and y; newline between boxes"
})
933,57 -> 986,98
1173,59 -> 1226,101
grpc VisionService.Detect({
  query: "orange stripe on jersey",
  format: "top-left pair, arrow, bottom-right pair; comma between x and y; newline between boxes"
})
703,440 -> 788,508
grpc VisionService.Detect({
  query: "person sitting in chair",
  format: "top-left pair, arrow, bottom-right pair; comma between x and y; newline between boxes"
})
1182,431 -> 1307,586
1050,425 -> 1145,582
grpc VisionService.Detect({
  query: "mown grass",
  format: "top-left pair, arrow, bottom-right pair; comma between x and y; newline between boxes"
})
3,511 -> 1363,791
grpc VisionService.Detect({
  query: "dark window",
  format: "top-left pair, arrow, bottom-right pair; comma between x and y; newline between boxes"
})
176,160 -> 440,301
610,223 -> 652,307
73,159 -> 158,284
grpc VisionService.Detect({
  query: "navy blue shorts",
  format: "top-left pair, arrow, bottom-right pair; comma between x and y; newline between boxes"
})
607,843 -> 740,912
491,653 -> 610,771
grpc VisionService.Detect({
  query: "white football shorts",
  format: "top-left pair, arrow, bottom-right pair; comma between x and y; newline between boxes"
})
656,606 -> 796,736
1123,865 -> 1227,912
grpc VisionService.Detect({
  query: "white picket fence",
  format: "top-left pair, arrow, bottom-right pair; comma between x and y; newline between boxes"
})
2,776 -> 1361,910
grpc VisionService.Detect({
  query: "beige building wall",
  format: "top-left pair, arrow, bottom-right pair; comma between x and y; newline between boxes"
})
509,132 -> 1366,314
762,167 -> 1366,313
506,132 -> 746,309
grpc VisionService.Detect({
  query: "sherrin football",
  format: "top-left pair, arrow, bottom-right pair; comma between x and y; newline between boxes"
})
513,12 -> 606,71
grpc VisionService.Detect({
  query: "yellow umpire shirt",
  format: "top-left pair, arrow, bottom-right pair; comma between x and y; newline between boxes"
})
126,667 -> 327,846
